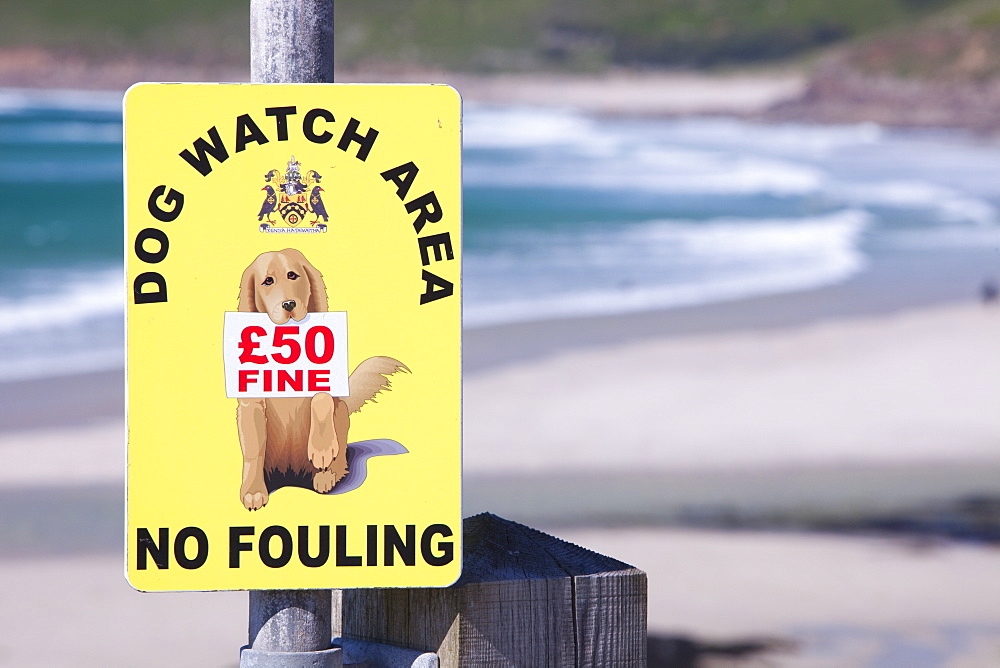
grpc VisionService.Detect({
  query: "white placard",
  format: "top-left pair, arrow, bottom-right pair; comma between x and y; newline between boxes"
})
223,312 -> 349,398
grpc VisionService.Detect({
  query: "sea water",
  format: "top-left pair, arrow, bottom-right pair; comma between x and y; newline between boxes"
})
2,88 -> 1000,381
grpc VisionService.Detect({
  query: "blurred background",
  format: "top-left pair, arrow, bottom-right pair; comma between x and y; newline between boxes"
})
2,1 -> 1000,666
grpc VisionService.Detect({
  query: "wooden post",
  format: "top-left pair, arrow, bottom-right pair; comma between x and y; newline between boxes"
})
243,1 -> 337,664
338,513 -> 648,666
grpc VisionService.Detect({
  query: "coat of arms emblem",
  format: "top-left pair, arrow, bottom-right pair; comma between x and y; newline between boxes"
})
257,156 -> 329,233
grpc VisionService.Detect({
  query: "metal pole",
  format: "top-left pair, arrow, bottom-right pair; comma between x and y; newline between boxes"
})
243,1 -> 337,665
248,589 -> 333,653
251,0 -> 334,84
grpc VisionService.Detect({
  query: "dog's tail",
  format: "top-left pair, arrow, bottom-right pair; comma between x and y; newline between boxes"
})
344,357 -> 410,414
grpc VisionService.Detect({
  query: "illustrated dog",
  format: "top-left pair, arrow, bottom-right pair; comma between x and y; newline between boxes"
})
236,248 -> 408,510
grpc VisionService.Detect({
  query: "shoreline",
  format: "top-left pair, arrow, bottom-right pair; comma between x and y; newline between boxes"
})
4,55 -> 1000,134
4,70 -> 998,555
0,270 -> 984,433
465,248 -> 994,373
0,53 -> 805,118
2,254 -> 992,422
3,297 -> 998,517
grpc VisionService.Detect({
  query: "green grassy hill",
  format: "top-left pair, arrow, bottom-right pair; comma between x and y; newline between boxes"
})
0,0 -> 971,72
764,1 -> 1000,129
835,0 -> 1000,80
338,0 -> 964,71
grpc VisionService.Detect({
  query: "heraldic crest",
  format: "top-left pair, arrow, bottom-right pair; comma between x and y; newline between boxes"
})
258,156 -> 330,233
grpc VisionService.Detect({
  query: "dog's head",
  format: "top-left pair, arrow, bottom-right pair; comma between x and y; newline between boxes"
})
238,248 -> 328,323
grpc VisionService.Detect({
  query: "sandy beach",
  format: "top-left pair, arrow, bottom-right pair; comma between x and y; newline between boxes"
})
5,298 -> 999,486
3,293 -> 1000,664
465,301 -> 1000,475
369,69 -> 808,117
0,47 -> 808,118
561,527 -> 1000,666
1,528 -> 998,666
5,297 -> 998,486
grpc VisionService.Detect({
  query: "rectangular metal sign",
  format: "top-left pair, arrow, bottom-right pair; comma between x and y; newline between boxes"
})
124,83 -> 462,591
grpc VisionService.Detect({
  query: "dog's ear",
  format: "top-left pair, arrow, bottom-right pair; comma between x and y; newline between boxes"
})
238,261 -> 258,312
302,257 -> 328,312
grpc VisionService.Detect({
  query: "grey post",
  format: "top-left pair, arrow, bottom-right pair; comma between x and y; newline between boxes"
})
242,0 -> 338,664
251,0 -> 335,84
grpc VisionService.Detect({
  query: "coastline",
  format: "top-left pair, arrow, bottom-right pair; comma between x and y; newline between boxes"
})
4,224 -> 988,433
4,80 -> 997,533
1,259 -> 987,433
369,68 -> 807,118
466,243 -> 997,373
3,80 -> 999,664
3,293 -> 998,529
13,64 -> 989,133
4,56 -> 999,134
0,52 -> 805,118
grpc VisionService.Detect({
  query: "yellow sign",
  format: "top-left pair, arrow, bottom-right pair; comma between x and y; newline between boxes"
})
124,84 -> 462,592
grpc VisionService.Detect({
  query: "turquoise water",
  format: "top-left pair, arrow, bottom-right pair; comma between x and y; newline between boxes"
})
3,89 -> 1000,380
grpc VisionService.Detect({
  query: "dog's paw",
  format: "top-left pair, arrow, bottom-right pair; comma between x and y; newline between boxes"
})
308,441 -> 336,470
241,481 -> 269,510
312,469 -> 337,493
242,491 -> 268,510
312,464 -> 348,494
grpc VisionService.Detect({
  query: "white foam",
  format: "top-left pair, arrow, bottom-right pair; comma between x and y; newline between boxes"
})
463,105 -> 608,149
0,268 -> 124,335
466,141 -> 825,197
464,106 -> 884,157
465,108 -> 828,197
836,180 -> 998,227
627,150 -> 824,196
638,209 -> 870,257
0,267 -> 125,382
653,117 -> 885,157
465,210 -> 870,327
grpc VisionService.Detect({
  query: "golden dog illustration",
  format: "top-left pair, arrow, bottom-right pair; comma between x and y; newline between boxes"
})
236,248 -> 408,510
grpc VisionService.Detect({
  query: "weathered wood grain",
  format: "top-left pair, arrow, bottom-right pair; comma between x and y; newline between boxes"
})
574,569 -> 648,666
342,513 -> 648,666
